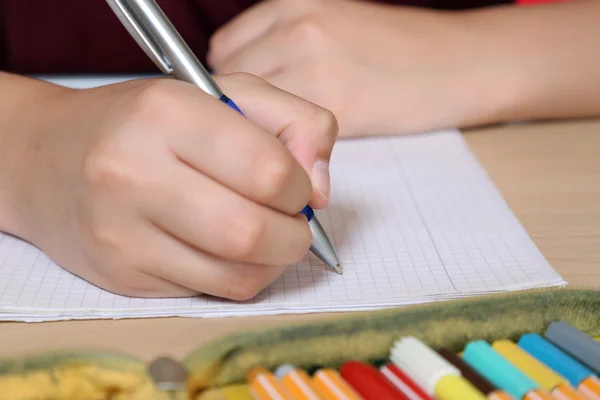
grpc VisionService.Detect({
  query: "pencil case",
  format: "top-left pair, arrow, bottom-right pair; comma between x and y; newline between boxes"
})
1,287 -> 599,400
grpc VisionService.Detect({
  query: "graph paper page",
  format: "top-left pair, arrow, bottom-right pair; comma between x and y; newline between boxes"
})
0,130 -> 565,321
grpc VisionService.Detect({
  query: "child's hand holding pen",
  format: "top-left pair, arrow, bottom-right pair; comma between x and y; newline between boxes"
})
0,71 -> 337,300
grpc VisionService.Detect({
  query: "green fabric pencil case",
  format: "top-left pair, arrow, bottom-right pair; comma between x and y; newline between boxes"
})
0,287 -> 599,400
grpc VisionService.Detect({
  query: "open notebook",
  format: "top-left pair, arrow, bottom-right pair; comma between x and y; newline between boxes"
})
0,76 -> 565,322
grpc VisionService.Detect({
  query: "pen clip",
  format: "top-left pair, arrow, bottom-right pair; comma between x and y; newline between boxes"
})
106,0 -> 173,75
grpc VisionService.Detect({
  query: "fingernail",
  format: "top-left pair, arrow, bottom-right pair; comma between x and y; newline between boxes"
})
312,160 -> 330,201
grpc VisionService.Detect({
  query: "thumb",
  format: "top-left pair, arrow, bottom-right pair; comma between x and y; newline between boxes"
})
213,73 -> 338,209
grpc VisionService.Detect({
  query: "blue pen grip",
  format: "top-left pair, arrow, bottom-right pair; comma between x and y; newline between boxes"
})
219,94 -> 315,222
220,94 -> 244,115
300,205 -> 314,221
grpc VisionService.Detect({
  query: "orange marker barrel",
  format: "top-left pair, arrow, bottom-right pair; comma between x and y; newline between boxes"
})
248,366 -> 290,400
577,376 -> 600,400
312,368 -> 364,400
275,364 -> 322,400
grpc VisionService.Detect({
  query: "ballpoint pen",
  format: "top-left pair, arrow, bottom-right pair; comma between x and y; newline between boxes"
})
105,0 -> 342,274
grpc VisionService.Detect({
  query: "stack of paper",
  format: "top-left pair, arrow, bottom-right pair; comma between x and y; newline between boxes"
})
0,77 -> 565,322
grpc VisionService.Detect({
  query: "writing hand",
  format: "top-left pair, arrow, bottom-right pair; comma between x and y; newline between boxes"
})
5,73 -> 337,300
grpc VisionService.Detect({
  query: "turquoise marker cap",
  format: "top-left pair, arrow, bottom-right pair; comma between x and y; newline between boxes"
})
518,333 -> 594,387
463,340 -> 538,400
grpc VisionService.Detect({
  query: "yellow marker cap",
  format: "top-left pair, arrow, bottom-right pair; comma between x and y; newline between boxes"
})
435,374 -> 487,400
492,340 -> 569,391
199,384 -> 254,400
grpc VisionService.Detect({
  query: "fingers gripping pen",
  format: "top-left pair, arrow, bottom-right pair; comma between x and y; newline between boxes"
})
105,0 -> 342,274
219,94 -> 341,273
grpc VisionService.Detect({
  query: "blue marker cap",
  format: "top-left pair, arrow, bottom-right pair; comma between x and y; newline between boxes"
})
518,333 -> 594,387
463,340 -> 538,400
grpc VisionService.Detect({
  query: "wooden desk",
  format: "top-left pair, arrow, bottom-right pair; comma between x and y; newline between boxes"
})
1,119 -> 599,362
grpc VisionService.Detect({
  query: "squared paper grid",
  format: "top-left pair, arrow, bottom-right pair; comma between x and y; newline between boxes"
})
0,130 -> 565,321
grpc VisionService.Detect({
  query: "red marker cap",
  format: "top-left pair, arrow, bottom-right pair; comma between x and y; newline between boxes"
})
341,361 -> 409,400
380,363 -> 432,400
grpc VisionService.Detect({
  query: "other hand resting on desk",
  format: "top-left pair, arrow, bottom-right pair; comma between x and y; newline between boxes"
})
0,72 -> 337,300
208,0 -> 600,137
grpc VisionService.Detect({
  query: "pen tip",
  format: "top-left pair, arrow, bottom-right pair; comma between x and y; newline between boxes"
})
333,264 -> 343,275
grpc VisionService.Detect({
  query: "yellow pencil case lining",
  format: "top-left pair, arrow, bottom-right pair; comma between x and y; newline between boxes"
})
1,287 -> 599,400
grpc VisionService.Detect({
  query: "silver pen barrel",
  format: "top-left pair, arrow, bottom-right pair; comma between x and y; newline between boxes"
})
109,0 -> 222,97
309,218 -> 342,274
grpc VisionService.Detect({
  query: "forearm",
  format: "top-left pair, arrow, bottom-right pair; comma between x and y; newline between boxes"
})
0,72 -> 69,236
455,0 -> 600,126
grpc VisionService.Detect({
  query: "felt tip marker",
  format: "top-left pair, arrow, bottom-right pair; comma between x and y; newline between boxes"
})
199,384 -> 254,400
340,361 -> 409,400
275,364 -> 322,400
390,336 -> 487,400
492,340 -> 586,400
248,366 -> 290,400
380,363 -> 432,400
518,334 -> 600,400
544,321 -> 600,375
462,340 -> 554,400
437,348 -> 514,400
312,368 -> 364,400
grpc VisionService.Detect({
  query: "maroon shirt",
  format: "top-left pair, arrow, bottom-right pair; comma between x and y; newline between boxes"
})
0,0 -> 509,74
